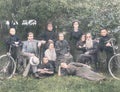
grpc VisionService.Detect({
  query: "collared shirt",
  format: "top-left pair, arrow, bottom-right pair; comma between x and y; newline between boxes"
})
22,39 -> 38,54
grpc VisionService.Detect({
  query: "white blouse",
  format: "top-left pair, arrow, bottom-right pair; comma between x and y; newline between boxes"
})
44,48 -> 56,61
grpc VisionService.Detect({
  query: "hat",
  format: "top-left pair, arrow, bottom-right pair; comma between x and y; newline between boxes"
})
30,56 -> 39,65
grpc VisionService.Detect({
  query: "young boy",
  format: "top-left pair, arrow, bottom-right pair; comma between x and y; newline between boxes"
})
6,28 -> 21,60
37,57 -> 54,77
99,29 -> 114,69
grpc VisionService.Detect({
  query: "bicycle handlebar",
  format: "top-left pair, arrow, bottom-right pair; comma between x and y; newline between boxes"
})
8,42 -> 23,53
106,38 -> 118,54
11,41 -> 23,47
105,38 -> 116,43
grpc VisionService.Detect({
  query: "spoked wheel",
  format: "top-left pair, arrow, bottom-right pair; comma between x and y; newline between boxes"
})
108,54 -> 120,80
0,54 -> 16,79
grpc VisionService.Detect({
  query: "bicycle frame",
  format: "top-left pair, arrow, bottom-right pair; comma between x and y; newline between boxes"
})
0,44 -> 22,79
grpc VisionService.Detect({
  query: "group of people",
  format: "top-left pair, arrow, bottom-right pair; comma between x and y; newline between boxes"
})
5,21 -> 114,81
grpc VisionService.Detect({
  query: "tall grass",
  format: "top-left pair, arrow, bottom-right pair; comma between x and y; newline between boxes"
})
0,75 -> 120,92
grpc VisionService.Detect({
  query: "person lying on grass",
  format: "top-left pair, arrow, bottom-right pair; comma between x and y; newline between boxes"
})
58,62 -> 106,81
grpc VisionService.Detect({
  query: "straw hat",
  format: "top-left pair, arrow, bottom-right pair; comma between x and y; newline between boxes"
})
30,56 -> 39,65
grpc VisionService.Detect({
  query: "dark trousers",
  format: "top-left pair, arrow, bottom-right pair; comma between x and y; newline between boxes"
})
49,60 -> 56,73
78,54 -> 93,64
104,47 -> 114,68
78,54 -> 98,69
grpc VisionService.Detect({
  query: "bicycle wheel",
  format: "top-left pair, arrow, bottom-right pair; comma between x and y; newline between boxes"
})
108,54 -> 120,80
0,54 -> 16,79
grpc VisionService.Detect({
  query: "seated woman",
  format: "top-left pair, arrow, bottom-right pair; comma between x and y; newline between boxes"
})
76,34 -> 86,62
55,33 -> 73,63
45,42 -> 56,61
44,42 -> 56,72
58,62 -> 105,81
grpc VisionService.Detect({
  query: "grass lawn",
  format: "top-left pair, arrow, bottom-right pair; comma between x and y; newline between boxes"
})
0,74 -> 120,92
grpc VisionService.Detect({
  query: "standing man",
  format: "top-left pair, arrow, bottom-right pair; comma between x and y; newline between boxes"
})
99,29 -> 114,69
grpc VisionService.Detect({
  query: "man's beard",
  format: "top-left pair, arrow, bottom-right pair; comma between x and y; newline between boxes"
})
85,39 -> 93,49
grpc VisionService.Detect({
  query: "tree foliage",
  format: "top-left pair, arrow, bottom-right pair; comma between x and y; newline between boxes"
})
0,0 -> 120,39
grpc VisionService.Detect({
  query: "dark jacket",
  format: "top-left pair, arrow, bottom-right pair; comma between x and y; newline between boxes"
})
99,35 -> 113,52
69,30 -> 83,61
6,35 -> 21,51
76,41 -> 86,53
40,62 -> 54,72
77,41 -> 98,64
6,34 -> 21,59
70,30 -> 83,44
99,35 -> 114,64
55,40 -> 70,56
40,30 -> 57,42
6,35 -> 20,45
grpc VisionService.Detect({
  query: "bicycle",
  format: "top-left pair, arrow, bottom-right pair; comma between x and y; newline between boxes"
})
108,38 -> 120,80
0,43 -> 23,79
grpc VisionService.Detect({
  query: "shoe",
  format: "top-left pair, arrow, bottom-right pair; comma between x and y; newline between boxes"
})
34,72 -> 40,79
39,75 -> 46,79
